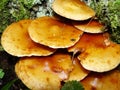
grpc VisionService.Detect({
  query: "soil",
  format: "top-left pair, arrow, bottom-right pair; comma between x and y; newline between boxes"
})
0,51 -> 29,90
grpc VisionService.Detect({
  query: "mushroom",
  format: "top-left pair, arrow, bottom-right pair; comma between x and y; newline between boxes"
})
15,52 -> 73,90
28,16 -> 83,48
52,0 -> 95,20
68,33 -> 120,72
1,20 -> 56,57
65,58 -> 90,81
72,20 -> 106,33
81,70 -> 120,90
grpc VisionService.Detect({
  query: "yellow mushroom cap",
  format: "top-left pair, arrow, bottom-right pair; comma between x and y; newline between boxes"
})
15,52 -> 73,90
81,70 -> 120,90
66,58 -> 90,81
52,0 -> 95,20
28,16 -> 83,48
1,20 -> 56,57
68,33 -> 120,72
72,20 -> 106,33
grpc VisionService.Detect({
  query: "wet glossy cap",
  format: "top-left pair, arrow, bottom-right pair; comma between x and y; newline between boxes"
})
1,20 -> 56,57
28,16 -> 83,48
15,52 -> 73,90
52,0 -> 95,20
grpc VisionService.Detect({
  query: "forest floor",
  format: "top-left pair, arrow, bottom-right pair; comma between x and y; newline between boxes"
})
0,51 -> 29,90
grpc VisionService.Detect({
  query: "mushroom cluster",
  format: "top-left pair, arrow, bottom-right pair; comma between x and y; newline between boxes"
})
1,0 -> 120,90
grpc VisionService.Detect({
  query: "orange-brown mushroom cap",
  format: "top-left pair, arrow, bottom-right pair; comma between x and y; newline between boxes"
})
15,52 -> 73,90
1,20 -> 56,57
52,0 -> 95,20
72,20 -> 106,33
65,58 -> 90,81
28,16 -> 83,48
81,70 -> 120,90
68,33 -> 120,72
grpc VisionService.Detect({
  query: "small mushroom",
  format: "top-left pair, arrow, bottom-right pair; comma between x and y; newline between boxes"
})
72,20 -> 106,33
52,0 -> 95,20
68,33 -> 120,72
1,20 -> 56,57
65,58 -> 90,81
81,70 -> 120,90
15,52 -> 73,90
28,16 -> 83,48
